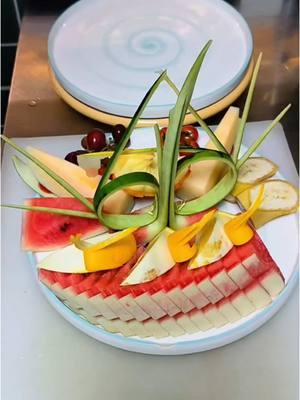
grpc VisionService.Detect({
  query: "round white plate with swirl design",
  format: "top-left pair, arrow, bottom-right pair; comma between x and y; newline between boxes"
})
48,0 -> 252,118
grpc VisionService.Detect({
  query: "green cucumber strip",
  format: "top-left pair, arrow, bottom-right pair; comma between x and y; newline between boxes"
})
236,103 -> 291,169
1,135 -> 95,212
162,40 -> 212,228
96,172 -> 159,230
232,53 -> 262,162
154,124 -> 163,183
12,156 -> 57,198
174,149 -> 237,216
163,74 -> 228,154
93,71 -> 167,210
1,204 -> 98,219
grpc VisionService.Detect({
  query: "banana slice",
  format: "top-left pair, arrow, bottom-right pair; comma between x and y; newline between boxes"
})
228,157 -> 279,201
237,179 -> 298,228
238,157 -> 278,184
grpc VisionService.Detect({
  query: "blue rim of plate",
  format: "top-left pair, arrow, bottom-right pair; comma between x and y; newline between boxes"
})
48,0 -> 253,119
28,252 -> 298,356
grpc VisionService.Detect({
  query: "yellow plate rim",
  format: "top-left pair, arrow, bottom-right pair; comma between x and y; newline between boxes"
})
50,58 -> 254,128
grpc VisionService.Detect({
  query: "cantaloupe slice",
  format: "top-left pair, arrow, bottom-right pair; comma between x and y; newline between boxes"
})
177,106 -> 240,200
237,180 -> 298,228
27,147 -> 100,198
26,147 -> 134,214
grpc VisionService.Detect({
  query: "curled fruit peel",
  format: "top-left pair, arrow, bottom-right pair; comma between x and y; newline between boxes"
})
167,210 -> 216,262
71,227 -> 138,271
224,184 -> 264,245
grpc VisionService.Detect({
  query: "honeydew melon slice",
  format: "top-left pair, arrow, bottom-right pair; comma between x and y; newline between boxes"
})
188,213 -> 233,269
12,156 -> 56,197
121,227 -> 176,285
38,233 -> 122,273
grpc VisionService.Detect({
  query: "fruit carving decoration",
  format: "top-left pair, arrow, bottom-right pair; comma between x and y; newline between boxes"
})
1,40 -> 295,274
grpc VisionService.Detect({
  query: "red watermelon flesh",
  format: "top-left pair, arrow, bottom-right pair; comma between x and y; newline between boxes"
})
22,198 -> 107,251
39,231 -> 285,324
39,232 -> 281,301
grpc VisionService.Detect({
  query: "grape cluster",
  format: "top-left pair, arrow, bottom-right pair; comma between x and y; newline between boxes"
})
65,124 -> 127,165
160,125 -> 199,148
65,124 -> 200,168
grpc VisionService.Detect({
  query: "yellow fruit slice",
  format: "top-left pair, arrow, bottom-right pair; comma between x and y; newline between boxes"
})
224,185 -> 264,245
77,149 -> 154,177
231,157 -> 278,197
238,157 -> 278,184
71,228 -> 137,271
236,180 -> 299,228
167,210 -> 216,262
113,152 -> 189,198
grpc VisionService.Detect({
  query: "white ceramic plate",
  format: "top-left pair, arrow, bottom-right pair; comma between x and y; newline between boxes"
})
30,128 -> 298,355
48,0 -> 252,118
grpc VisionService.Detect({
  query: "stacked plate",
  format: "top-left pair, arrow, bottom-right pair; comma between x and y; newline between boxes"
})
48,0 -> 253,127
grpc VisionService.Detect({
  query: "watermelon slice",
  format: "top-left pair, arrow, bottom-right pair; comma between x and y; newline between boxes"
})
22,198 -> 107,251
38,231 -> 286,336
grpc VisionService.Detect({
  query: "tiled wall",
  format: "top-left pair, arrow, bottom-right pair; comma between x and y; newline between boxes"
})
1,0 -> 24,130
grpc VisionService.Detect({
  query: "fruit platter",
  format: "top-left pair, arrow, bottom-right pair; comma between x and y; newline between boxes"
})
2,42 -> 299,355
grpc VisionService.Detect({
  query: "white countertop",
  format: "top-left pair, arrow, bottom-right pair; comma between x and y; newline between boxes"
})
1,122 -> 298,400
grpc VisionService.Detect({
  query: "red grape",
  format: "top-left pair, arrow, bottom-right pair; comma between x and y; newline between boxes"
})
86,129 -> 106,151
181,125 -> 199,141
81,136 -> 88,150
189,140 -> 199,149
160,125 -> 199,147
112,124 -> 126,143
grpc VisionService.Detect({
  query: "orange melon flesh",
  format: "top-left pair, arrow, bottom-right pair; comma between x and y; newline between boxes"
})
27,146 -> 100,198
177,106 -> 239,200
26,146 -> 134,214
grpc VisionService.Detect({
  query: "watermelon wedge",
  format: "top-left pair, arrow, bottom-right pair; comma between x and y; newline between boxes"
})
39,231 -> 285,334
22,198 -> 107,251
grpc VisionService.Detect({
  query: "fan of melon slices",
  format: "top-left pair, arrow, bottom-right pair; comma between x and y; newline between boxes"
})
1,42 -> 298,298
